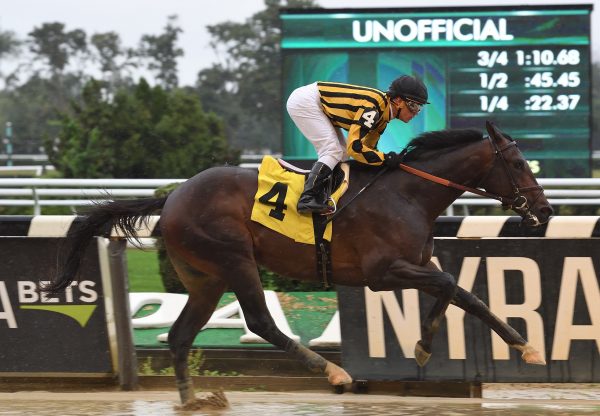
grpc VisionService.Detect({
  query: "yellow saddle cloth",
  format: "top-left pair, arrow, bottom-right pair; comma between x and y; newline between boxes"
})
251,156 -> 349,244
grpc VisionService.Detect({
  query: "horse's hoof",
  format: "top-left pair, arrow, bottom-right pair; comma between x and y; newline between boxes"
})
176,378 -> 194,407
352,380 -> 368,394
414,341 -> 432,367
176,400 -> 197,411
519,343 -> 546,365
325,361 -> 353,385
176,390 -> 229,411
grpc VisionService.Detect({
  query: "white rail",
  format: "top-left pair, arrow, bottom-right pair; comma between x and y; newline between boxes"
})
0,178 -> 184,186
444,179 -> 600,215
0,177 -> 597,215
0,178 -> 185,215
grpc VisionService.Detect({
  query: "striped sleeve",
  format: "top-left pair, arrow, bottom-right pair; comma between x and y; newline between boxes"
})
346,107 -> 385,165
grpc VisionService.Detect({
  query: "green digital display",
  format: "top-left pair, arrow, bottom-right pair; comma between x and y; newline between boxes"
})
281,6 -> 592,177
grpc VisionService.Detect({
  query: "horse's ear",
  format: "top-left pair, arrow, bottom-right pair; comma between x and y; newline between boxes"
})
485,120 -> 500,140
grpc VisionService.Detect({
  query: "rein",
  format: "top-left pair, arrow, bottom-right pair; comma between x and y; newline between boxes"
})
399,137 -> 543,215
398,163 -> 509,204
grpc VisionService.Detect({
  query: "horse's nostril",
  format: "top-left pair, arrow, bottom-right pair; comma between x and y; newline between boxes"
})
540,206 -> 554,218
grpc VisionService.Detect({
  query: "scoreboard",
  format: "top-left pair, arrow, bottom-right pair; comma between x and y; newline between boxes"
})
281,5 -> 592,177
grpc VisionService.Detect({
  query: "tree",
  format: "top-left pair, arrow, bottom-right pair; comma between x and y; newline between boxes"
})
138,15 -> 183,90
0,30 -> 21,83
24,22 -> 90,126
0,74 -> 82,153
196,0 -> 318,152
48,78 -> 239,178
27,22 -> 88,77
0,30 -> 20,57
90,31 -> 138,92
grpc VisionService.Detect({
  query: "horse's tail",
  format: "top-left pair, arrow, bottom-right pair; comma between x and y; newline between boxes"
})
41,196 -> 168,294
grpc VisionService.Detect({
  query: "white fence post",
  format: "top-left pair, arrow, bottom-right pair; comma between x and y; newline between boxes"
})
32,187 -> 40,216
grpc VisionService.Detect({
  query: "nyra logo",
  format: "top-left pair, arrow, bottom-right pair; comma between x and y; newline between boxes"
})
365,256 -> 600,361
0,280 -> 99,328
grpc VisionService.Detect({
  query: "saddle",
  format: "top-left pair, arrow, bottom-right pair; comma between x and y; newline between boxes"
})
251,156 -> 350,288
251,156 -> 349,243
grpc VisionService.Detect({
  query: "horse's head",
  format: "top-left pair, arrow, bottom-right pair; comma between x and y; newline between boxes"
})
480,121 -> 553,226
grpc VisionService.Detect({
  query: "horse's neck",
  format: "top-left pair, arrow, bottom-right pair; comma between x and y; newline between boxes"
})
397,140 -> 494,220
426,140 -> 493,185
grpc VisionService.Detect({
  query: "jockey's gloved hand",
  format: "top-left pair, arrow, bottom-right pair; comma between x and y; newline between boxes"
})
383,151 -> 403,168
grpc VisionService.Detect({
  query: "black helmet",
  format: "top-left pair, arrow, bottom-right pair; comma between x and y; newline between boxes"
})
387,75 -> 429,104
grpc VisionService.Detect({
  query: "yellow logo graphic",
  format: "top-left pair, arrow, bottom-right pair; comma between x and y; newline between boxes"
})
20,305 -> 97,327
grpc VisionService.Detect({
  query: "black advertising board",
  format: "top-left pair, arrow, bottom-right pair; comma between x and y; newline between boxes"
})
0,238 -> 113,373
338,239 -> 600,382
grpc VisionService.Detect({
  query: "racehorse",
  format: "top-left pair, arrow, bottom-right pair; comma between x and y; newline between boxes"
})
43,121 -> 553,406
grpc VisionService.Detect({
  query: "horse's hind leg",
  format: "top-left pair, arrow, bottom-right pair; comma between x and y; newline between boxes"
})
167,260 -> 227,405
371,258 -> 458,367
225,263 -> 352,386
415,292 -> 457,367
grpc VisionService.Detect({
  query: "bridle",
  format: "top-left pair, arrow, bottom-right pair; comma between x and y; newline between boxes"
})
481,135 -> 544,217
398,136 -> 545,220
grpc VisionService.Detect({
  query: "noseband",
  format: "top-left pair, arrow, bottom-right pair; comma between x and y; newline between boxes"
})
398,136 -> 545,221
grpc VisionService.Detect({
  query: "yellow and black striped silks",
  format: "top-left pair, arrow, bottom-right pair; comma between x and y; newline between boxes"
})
317,81 -> 392,166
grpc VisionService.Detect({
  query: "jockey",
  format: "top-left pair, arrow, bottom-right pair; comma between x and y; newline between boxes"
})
286,75 -> 429,215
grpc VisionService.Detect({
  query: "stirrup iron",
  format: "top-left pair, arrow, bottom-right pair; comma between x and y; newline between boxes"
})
321,197 -> 336,215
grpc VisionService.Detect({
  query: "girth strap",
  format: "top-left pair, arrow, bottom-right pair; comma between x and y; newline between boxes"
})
312,212 -> 332,288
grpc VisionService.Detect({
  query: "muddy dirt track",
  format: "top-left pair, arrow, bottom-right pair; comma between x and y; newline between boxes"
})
1,385 -> 600,415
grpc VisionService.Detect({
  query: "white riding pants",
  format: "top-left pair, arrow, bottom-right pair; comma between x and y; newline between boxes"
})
286,82 -> 347,170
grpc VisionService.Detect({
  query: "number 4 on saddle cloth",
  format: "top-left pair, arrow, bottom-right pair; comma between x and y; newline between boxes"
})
251,156 -> 349,245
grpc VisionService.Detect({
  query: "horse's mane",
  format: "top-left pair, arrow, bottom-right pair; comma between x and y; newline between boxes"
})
403,128 -> 483,162
344,128 -> 484,171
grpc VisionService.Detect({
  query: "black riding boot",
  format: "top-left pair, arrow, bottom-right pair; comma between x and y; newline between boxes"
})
297,162 -> 333,214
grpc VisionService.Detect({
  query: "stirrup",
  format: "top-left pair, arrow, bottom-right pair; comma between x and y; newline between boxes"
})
321,197 -> 336,215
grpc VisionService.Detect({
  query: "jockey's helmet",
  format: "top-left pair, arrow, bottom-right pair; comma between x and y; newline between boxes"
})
387,75 -> 429,105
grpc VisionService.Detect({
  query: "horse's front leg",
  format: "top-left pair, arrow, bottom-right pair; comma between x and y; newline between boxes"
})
415,263 -> 545,366
370,258 -> 458,367
452,286 -> 545,365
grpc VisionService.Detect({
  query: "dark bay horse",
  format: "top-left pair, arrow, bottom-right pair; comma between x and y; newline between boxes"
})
44,121 -> 553,406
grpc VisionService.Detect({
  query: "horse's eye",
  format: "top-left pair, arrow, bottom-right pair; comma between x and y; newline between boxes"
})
514,160 -> 525,170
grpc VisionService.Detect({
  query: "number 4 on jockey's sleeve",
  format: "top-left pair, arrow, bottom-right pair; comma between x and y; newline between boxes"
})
360,108 -> 380,129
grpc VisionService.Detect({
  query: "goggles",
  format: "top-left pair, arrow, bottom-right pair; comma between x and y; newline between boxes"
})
402,97 -> 423,114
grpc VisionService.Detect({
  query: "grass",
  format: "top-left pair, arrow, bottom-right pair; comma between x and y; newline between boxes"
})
138,350 -> 241,376
126,248 -> 165,292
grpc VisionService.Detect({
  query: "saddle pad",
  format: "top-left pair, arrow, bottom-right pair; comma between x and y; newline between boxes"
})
251,156 -> 349,245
